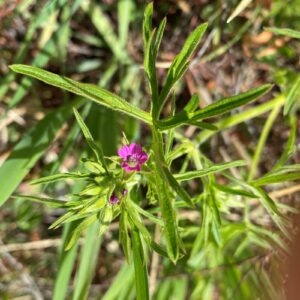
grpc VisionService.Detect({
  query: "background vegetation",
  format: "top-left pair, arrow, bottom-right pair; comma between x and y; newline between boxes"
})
0,0 -> 300,299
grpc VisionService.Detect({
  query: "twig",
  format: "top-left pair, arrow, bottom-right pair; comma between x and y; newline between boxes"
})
269,184 -> 300,199
0,238 -> 62,253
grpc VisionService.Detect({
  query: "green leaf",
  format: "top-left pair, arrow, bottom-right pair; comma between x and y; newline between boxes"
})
284,74 -> 300,115
12,194 -> 67,208
265,27 -> 300,40
143,2 -> 153,47
131,225 -> 150,300
144,29 -> 159,111
83,160 -> 106,174
183,94 -> 200,112
99,206 -> 113,236
153,17 -> 167,60
213,183 -> 258,198
272,116 -> 297,170
144,16 -> 167,118
162,165 -> 193,206
73,108 -> 107,170
209,187 -> 222,227
9,64 -> 152,124
174,160 -> 246,181
150,241 -> 169,258
252,172 -> 300,186
185,120 -> 218,131
250,186 -> 288,235
127,202 -> 152,244
130,201 -> 164,227
30,172 -> 89,185
65,215 -> 98,250
49,211 -> 76,229
158,84 -> 272,130
152,129 -> 180,263
119,207 -> 132,262
158,23 -> 208,112
248,103 -> 281,181
196,94 -> 285,145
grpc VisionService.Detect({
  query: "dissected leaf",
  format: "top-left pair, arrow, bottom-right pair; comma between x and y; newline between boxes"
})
158,84 -> 272,129
65,215 -> 98,250
13,194 -> 67,208
9,64 -> 152,124
174,160 -> 246,181
158,23 -> 208,112
31,172 -> 89,185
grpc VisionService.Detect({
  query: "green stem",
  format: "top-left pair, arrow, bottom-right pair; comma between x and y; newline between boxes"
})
132,225 -> 150,300
151,127 -> 180,263
248,103 -> 282,181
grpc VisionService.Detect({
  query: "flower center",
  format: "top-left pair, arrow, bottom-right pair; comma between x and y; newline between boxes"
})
126,154 -> 138,167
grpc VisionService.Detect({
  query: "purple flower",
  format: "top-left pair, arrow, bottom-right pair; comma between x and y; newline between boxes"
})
109,193 -> 119,205
118,143 -> 148,172
109,189 -> 128,205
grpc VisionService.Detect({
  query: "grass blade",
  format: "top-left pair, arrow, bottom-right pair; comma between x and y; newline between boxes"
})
265,27 -> 300,40
271,116 -> 297,171
81,0 -> 128,61
248,103 -> 281,181
132,225 -> 150,300
0,100 -> 82,206
53,222 -> 79,300
284,74 -> 300,115
102,263 -> 134,300
72,222 -> 102,300
227,0 -> 253,23
118,0 -> 133,48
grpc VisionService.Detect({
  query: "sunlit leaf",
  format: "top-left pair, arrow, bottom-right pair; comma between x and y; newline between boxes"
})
175,160 -> 246,181
10,64 -> 152,124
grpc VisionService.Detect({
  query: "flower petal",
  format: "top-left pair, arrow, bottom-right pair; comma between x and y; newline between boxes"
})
118,145 -> 130,159
110,193 -> 119,205
129,143 -> 142,154
124,166 -> 132,173
139,152 -> 148,163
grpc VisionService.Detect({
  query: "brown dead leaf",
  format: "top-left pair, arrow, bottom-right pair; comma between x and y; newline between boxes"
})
248,31 -> 273,45
257,47 -> 277,58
